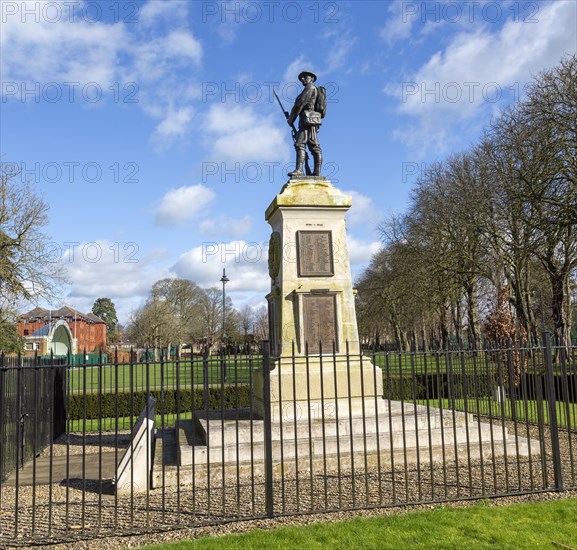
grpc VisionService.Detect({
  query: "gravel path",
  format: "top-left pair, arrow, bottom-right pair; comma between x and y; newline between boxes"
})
35,432 -> 133,457
1,418 -> 575,549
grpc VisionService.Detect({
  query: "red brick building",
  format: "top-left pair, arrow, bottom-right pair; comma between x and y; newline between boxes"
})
17,306 -> 107,354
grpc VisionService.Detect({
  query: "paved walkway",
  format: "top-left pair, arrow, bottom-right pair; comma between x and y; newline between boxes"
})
5,452 -> 119,486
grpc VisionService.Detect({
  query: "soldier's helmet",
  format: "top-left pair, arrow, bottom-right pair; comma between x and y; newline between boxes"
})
298,70 -> 317,83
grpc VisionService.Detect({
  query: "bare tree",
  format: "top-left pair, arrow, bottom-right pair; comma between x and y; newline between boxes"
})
358,55 -> 577,349
485,55 -> 577,345
125,298 -> 178,352
198,287 -> 222,349
151,278 -> 205,343
406,153 -> 492,348
0,166 -> 65,309
252,305 -> 269,343
238,304 -> 254,348
523,55 -> 577,345
478,131 -> 539,342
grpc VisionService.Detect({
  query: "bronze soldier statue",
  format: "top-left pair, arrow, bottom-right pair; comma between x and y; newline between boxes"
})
286,70 -> 324,177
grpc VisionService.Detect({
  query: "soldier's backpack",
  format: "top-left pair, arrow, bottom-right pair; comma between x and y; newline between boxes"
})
315,86 -> 327,118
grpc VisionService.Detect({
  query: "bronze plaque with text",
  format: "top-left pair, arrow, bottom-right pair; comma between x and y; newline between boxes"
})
302,294 -> 338,353
297,231 -> 334,277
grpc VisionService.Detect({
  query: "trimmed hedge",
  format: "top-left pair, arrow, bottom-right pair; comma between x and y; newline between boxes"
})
68,384 -> 252,420
384,373 -> 495,401
383,376 -> 425,401
70,371 -> 553,421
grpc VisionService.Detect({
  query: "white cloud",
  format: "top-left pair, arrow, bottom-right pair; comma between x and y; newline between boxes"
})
1,0 -> 202,147
214,23 -> 238,45
1,2 -> 125,86
346,236 -> 381,268
282,28 -> 355,82
128,31 -> 201,86
200,216 -> 253,238
52,233 -> 376,323
171,240 -> 270,292
322,28 -> 357,74
155,185 -> 216,227
283,56 -> 313,84
380,1 -> 418,45
344,190 -> 382,229
206,0 -> 248,44
139,1 -> 189,27
61,240 -> 170,323
203,104 -> 290,163
388,1 -> 577,156
152,106 -> 195,149
205,104 -> 254,134
212,127 -> 287,163
164,30 -> 203,63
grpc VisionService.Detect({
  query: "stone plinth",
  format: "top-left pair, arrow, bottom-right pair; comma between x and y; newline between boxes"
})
253,356 -> 385,422
264,177 -> 361,356
255,177 -> 380,420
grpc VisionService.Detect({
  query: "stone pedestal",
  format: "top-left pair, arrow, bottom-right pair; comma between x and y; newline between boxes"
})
254,177 -> 382,421
264,177 -> 360,355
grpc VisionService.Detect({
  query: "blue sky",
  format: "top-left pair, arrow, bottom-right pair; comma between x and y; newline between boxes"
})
2,0 -> 576,323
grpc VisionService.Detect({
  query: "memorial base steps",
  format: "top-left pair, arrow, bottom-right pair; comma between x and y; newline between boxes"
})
151,401 -> 541,488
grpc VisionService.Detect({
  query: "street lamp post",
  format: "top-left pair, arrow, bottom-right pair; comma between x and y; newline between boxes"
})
220,268 -> 229,382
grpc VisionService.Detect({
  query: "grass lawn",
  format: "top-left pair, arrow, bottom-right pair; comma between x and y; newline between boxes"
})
142,497 -> 577,549
68,355 -> 263,392
65,351 -> 575,391
370,349 -> 575,376
422,397 -> 577,430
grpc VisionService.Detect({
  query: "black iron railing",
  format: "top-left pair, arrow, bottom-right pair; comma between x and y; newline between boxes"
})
0,354 -> 66,483
0,339 -> 575,546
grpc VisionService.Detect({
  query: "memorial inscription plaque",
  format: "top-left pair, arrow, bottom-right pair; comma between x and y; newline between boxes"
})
297,230 -> 334,277
302,293 -> 337,353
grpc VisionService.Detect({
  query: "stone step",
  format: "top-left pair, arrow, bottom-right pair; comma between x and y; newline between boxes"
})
163,400 -> 542,488
190,406 -> 472,449
178,419 -> 524,466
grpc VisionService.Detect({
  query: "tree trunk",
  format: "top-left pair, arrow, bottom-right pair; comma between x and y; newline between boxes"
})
451,299 -> 462,347
506,266 -> 530,341
439,306 -> 450,350
550,270 -> 566,346
564,276 -> 573,347
400,331 -> 409,352
465,282 -> 478,350
421,324 -> 428,352
392,322 -> 402,352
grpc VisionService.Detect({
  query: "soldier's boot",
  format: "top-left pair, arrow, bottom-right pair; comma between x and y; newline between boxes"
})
288,150 -> 305,177
312,151 -> 323,176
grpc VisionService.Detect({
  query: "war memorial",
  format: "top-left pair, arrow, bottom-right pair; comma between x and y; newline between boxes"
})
163,71 -> 541,490
1,70 -> 573,547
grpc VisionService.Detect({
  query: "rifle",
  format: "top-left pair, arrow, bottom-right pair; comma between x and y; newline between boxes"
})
273,89 -> 312,176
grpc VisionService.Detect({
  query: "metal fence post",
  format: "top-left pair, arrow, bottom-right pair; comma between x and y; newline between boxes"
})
262,340 -> 274,518
0,354 -> 4,482
543,332 -> 563,491
203,347 -> 209,409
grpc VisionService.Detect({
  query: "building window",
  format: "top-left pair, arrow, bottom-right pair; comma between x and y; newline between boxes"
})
24,330 -> 29,335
